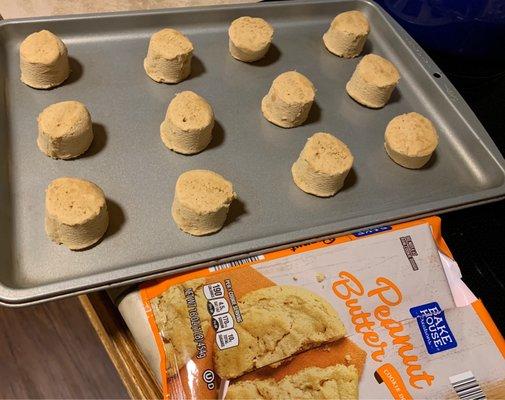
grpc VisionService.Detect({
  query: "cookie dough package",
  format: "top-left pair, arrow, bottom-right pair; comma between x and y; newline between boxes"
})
115,217 -> 505,399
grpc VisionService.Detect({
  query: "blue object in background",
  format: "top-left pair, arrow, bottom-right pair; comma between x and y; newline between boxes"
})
374,0 -> 505,60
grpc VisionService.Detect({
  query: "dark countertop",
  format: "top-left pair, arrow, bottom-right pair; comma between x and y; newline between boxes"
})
434,56 -> 505,334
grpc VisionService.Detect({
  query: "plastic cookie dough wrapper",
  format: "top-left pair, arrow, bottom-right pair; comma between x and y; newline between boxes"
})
385,112 -> 439,169
228,16 -> 274,62
37,101 -> 94,159
144,28 -> 193,84
160,91 -> 214,154
45,177 -> 109,250
323,11 -> 370,58
292,132 -> 354,197
20,30 -> 70,89
171,169 -> 236,236
261,71 -> 316,128
346,54 -> 400,108
115,217 -> 505,400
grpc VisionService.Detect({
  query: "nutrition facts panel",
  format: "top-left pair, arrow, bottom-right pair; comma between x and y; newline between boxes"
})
203,282 -> 239,350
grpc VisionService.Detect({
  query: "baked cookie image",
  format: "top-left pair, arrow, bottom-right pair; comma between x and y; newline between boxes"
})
292,132 -> 354,197
228,16 -> 274,62
45,177 -> 108,250
385,112 -> 439,169
214,285 -> 346,379
346,54 -> 400,108
160,91 -> 214,155
150,278 -> 211,377
261,71 -> 316,128
235,337 -> 367,382
226,364 -> 359,399
171,170 -> 236,236
37,101 -> 94,159
144,28 -> 193,84
323,10 -> 370,58
20,30 -> 70,89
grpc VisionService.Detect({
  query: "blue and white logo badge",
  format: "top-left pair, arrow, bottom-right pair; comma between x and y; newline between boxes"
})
353,225 -> 392,237
410,302 -> 457,354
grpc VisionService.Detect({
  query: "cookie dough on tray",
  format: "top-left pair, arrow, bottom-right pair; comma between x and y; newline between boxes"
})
385,112 -> 439,169
323,10 -> 370,58
171,170 -> 236,236
20,30 -> 70,89
144,28 -> 193,84
160,91 -> 214,154
37,101 -> 94,159
292,132 -> 354,197
45,177 -> 108,250
150,278 -> 210,377
346,54 -> 400,108
262,71 -> 316,128
214,285 -> 346,379
226,364 -> 359,400
228,16 -> 274,62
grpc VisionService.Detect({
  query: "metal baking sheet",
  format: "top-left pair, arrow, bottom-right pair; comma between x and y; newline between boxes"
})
1,0 -> 504,305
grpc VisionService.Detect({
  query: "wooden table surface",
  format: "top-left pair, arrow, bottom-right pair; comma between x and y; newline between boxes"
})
0,297 -> 129,398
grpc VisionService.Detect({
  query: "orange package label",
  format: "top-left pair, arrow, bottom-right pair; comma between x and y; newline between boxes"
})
138,217 -> 505,399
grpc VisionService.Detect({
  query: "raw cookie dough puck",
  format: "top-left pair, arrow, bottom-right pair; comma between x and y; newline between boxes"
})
171,170 -> 236,236
37,101 -> 94,159
20,30 -> 70,89
144,28 -> 193,83
261,71 -> 316,128
292,132 -> 354,197
346,54 -> 400,108
228,16 -> 274,62
45,177 -> 109,250
385,112 -> 438,169
160,91 -> 214,154
323,10 -> 370,58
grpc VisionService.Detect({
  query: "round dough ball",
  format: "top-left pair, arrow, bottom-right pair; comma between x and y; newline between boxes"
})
346,54 -> 400,108
144,28 -> 193,84
292,132 -> 354,197
228,16 -> 274,62
385,112 -> 438,169
172,170 -> 236,236
37,101 -> 94,159
20,30 -> 70,89
45,177 -> 109,250
261,71 -> 316,128
160,91 -> 214,155
323,11 -> 370,58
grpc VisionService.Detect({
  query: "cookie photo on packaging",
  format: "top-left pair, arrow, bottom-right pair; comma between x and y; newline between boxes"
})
226,338 -> 366,399
142,265 -> 276,399
141,264 -> 348,398
213,285 -> 347,380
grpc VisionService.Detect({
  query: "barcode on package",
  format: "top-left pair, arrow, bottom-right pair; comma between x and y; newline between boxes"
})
209,255 -> 265,272
450,371 -> 486,400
